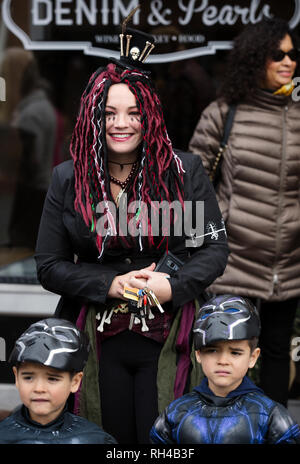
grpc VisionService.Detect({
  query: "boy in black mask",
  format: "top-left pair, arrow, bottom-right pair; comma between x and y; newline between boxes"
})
150,295 -> 300,444
0,318 -> 117,444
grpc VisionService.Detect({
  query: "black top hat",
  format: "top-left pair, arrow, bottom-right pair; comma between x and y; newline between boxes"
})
111,6 -> 156,71
118,26 -> 155,70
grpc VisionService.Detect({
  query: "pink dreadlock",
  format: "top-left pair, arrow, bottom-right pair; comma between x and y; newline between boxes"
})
70,63 -> 185,258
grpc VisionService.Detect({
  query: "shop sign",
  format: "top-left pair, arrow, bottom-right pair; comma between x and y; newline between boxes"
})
2,0 -> 300,62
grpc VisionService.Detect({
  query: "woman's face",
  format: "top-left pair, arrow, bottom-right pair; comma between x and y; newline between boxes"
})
264,34 -> 297,90
105,83 -> 142,159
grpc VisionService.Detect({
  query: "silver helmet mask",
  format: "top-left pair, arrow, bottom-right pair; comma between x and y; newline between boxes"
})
9,318 -> 90,372
193,295 -> 261,349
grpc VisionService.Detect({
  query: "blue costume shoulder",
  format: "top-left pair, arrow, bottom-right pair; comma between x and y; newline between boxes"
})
150,378 -> 300,444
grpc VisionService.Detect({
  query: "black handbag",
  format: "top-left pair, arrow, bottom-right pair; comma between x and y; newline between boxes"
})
209,104 -> 237,189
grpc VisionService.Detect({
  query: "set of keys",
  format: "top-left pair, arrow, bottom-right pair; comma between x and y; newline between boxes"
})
124,286 -> 164,332
96,286 -> 164,333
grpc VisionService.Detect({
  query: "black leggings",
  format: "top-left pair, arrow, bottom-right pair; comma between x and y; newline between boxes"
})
98,330 -> 162,444
258,298 -> 298,407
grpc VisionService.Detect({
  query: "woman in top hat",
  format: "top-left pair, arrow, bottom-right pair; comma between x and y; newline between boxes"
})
35,10 -> 228,444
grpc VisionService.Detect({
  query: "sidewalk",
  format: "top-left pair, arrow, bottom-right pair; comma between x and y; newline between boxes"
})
0,384 -> 20,418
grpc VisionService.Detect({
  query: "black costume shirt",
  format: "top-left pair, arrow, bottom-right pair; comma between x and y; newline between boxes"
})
150,376 -> 300,444
0,405 -> 117,444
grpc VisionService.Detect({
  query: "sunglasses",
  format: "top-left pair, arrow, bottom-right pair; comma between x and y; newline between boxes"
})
270,48 -> 299,62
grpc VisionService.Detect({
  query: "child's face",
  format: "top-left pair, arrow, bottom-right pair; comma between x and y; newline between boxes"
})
13,362 -> 82,425
196,340 -> 260,397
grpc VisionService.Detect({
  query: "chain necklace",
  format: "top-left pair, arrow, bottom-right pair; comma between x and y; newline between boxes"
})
108,160 -> 136,171
109,161 -> 138,190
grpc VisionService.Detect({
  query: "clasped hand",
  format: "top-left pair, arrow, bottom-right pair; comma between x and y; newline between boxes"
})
107,262 -> 172,305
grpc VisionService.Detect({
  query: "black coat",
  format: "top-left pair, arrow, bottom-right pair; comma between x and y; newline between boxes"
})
35,151 -> 228,322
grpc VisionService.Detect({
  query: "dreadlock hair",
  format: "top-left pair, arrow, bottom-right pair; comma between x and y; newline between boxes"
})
70,63 -> 185,258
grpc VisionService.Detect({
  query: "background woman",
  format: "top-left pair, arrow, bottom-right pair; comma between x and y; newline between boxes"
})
189,17 -> 300,407
35,25 -> 228,443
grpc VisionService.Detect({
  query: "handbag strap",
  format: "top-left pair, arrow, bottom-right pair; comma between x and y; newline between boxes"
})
220,104 -> 237,148
209,104 -> 237,184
